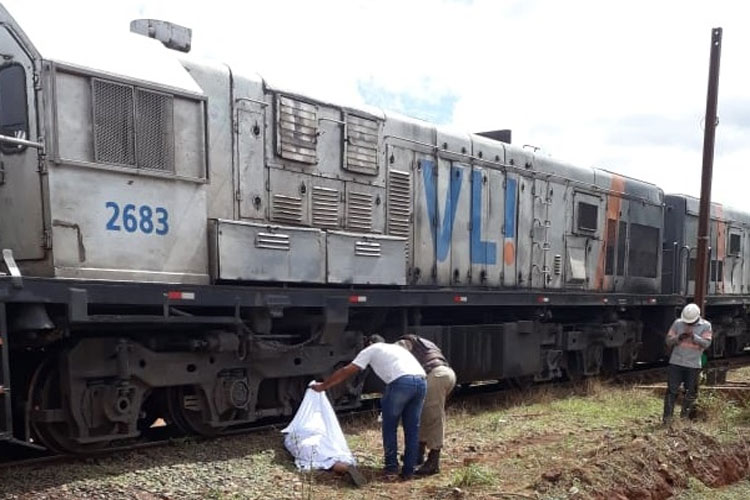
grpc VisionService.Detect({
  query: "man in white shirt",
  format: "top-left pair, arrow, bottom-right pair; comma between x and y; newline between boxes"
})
312,335 -> 427,479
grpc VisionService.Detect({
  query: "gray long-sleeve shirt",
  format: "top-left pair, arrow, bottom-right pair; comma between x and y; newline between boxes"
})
665,318 -> 713,369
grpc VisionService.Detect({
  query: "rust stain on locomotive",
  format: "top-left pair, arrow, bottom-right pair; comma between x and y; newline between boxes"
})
594,174 -> 625,291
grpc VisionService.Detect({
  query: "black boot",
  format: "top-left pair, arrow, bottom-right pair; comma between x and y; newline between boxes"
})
416,449 -> 441,475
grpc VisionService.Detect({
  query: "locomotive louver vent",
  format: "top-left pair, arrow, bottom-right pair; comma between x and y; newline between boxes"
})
277,95 -> 317,164
347,191 -> 373,232
255,232 -> 291,251
355,240 -> 382,257
345,114 -> 379,175
271,193 -> 303,223
93,79 -> 174,171
387,170 -> 411,237
388,169 -> 412,260
311,186 -> 340,228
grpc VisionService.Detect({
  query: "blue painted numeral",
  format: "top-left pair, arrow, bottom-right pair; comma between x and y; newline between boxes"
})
105,201 -> 120,231
105,202 -> 169,236
155,207 -> 169,235
123,204 -> 137,233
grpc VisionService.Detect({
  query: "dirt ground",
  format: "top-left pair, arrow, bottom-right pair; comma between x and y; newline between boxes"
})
3,367 -> 750,499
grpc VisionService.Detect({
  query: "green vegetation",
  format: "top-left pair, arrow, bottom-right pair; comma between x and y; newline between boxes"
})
448,463 -> 498,488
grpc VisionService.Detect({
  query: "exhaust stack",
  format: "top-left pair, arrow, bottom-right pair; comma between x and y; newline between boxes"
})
130,19 -> 192,53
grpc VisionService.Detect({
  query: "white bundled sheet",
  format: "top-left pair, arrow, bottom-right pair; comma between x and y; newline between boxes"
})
281,384 -> 356,470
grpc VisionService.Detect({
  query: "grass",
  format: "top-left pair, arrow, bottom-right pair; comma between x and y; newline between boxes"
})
448,463 -> 498,488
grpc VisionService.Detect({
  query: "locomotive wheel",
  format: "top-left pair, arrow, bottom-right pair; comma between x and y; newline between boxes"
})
166,385 -> 227,437
28,359 -> 110,455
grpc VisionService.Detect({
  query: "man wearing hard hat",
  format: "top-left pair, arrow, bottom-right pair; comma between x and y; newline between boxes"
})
663,303 -> 713,423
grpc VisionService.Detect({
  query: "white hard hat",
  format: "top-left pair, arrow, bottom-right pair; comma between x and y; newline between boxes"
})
681,303 -> 701,324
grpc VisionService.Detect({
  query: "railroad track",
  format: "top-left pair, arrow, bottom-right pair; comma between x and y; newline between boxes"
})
3,355 -> 749,469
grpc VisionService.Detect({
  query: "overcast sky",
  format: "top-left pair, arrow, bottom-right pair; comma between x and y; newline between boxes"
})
5,0 -> 748,211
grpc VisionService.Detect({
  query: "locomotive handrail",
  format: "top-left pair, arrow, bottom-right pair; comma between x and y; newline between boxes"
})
667,241 -> 678,292
0,134 -> 43,150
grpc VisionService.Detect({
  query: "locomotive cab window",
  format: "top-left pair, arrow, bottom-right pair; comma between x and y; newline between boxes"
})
0,64 -> 29,154
577,202 -> 598,233
729,233 -> 741,256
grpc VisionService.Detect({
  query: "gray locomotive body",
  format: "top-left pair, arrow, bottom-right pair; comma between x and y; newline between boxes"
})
0,5 -> 668,294
0,5 -> 748,455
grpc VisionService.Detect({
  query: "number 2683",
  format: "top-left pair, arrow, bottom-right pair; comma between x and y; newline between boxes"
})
105,202 -> 169,235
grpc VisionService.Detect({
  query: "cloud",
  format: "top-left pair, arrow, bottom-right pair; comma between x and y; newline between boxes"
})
357,78 -> 458,125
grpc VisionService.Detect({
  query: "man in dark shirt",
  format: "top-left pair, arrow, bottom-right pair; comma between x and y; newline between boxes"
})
397,334 -> 456,475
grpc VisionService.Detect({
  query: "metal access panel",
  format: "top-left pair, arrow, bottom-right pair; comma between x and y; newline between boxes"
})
516,176 -> 534,288
449,162 -> 471,286
237,99 -> 267,220
210,219 -> 325,283
268,168 -> 310,225
345,182 -> 385,234
484,169 -> 505,287
435,157 -> 454,285
412,155 -> 437,285
470,166 -> 501,287
48,167 -> 209,283
530,178 -> 551,289
503,174 -> 519,287
326,231 -> 406,285
545,180 -> 567,290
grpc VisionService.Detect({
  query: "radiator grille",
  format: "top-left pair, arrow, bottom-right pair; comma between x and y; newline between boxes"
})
277,95 -> 317,164
93,80 -> 135,166
271,193 -> 303,223
387,170 -> 411,237
135,89 -> 174,171
347,191 -> 373,232
345,115 -> 379,175
311,186 -> 340,228
93,79 -> 175,171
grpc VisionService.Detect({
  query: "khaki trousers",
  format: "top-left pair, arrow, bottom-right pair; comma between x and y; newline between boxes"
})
419,365 -> 456,449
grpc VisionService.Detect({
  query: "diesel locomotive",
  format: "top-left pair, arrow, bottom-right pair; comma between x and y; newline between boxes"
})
0,5 -> 747,454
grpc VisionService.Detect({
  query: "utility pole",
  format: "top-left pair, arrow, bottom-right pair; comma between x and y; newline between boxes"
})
694,27 -> 723,312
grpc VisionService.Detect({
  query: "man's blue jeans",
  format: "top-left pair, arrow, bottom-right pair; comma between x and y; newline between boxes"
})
381,374 -> 427,476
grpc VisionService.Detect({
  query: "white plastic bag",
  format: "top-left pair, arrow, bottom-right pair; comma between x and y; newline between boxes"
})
281,383 -> 356,470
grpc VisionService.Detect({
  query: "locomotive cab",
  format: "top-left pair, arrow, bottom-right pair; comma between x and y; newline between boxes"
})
0,5 -> 212,284
0,6 -> 45,262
